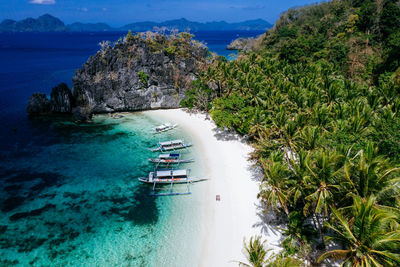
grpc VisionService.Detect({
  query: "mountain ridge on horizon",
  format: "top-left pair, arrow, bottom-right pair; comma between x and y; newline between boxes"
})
0,14 -> 272,32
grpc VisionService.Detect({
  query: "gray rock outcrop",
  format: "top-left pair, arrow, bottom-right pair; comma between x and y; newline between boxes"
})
72,34 -> 207,114
26,93 -> 51,115
27,32 -> 208,120
50,83 -> 74,113
226,37 -> 255,51
26,83 -> 74,116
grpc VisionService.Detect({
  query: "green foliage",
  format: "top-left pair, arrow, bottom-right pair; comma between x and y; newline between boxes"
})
382,30 -> 400,72
277,25 -> 298,38
239,236 -> 305,267
261,0 -> 400,78
356,0 -> 377,32
126,30 -> 134,42
267,254 -> 303,267
318,195 -> 400,266
281,211 -> 316,255
180,80 -> 214,111
179,32 -> 194,40
238,236 -> 268,267
181,0 -> 400,264
379,1 -> 400,39
138,71 -> 148,86
121,30 -> 204,61
211,93 -> 253,134
163,45 -> 176,55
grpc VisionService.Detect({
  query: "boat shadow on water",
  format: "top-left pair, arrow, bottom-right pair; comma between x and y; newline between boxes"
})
109,183 -> 160,226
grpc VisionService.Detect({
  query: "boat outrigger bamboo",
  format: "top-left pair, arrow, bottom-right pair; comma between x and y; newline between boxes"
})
148,153 -> 194,164
150,139 -> 192,152
153,123 -> 178,133
138,169 -> 207,196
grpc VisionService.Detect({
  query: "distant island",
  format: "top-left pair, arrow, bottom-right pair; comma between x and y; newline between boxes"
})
0,14 -> 272,32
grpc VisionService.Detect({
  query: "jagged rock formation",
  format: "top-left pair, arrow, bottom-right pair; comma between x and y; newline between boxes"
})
26,83 -> 74,115
227,37 -> 257,52
26,93 -> 51,115
27,32 -> 209,119
50,83 -> 74,113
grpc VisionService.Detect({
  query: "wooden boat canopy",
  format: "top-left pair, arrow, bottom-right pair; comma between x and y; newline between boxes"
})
159,153 -> 180,159
156,169 -> 187,178
154,123 -> 178,133
159,139 -> 184,146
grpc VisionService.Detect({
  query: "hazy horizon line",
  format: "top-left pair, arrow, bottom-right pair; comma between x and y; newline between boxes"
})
1,14 -> 273,27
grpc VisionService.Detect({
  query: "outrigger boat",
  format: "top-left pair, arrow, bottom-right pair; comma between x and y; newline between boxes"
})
150,139 -> 192,152
148,153 -> 194,164
138,169 -> 207,196
153,123 -> 178,133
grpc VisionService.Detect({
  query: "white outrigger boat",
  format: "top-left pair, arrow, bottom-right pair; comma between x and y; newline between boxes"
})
153,123 -> 178,133
138,169 -> 207,196
148,153 -> 194,164
150,139 -> 192,152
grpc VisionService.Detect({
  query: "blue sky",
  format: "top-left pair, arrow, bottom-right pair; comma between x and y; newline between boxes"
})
2,0 -> 322,26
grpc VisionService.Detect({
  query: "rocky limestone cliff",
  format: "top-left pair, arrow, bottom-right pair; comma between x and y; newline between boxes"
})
226,37 -> 255,52
27,83 -> 74,115
50,83 -> 74,113
27,93 -> 51,115
27,32 -> 209,120
226,33 -> 265,52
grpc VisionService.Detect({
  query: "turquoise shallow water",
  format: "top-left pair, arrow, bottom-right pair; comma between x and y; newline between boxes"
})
0,112 -> 207,266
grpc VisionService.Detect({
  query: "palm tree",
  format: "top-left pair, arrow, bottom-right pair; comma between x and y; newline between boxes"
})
303,150 -> 342,217
321,73 -> 342,106
280,211 -> 316,256
303,150 -> 343,245
238,236 -> 305,267
311,103 -> 330,127
295,125 -> 321,151
267,255 -> 303,267
287,149 -> 310,205
318,195 -> 400,266
249,109 -> 267,140
238,236 -> 269,267
258,154 -> 292,215
345,99 -> 373,137
342,142 -> 400,205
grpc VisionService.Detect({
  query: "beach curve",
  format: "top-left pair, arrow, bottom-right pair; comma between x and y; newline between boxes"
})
146,108 -> 281,266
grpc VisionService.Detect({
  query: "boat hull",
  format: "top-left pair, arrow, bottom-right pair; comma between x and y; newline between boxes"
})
138,177 -> 207,184
148,158 -> 194,164
150,143 -> 192,152
153,124 -> 178,134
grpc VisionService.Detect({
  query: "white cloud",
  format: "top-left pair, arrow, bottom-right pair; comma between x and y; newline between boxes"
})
77,7 -> 88,12
102,8 -> 107,11
29,0 -> 56,4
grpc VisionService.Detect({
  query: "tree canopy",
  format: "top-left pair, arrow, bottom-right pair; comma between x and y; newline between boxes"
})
182,0 -> 400,265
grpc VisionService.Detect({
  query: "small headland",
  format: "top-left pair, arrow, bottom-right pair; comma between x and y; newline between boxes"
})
26,31 -> 209,121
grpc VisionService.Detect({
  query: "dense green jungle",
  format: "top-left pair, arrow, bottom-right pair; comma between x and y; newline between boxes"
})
182,0 -> 400,266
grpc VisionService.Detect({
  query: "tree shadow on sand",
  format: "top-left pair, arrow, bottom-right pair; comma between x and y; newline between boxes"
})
252,202 -> 285,248
246,163 -> 264,183
212,127 -> 249,142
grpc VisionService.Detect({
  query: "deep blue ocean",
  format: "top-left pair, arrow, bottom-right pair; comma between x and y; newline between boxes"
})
0,30 -> 262,266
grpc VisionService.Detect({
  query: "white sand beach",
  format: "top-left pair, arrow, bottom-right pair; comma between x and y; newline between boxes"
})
147,109 -> 281,266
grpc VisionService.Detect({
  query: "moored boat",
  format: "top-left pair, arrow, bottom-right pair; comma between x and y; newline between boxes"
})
153,123 -> 178,133
150,139 -> 192,152
148,153 -> 194,164
138,169 -> 206,184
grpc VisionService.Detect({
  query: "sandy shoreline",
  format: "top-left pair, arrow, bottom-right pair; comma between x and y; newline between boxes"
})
147,109 -> 281,266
